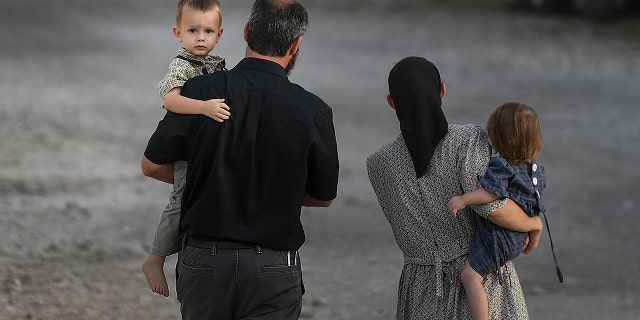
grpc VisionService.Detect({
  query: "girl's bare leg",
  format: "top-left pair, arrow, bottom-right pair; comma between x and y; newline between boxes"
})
461,260 -> 488,320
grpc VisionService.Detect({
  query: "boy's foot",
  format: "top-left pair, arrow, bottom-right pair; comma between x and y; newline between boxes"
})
142,257 -> 169,297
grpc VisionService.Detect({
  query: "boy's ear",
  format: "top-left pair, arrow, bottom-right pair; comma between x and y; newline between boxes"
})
172,25 -> 181,41
216,27 -> 224,43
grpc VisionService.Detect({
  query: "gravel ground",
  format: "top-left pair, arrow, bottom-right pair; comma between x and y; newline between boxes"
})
1,1 -> 639,319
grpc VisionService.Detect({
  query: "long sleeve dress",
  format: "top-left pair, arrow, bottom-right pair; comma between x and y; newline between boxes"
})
367,124 -> 529,320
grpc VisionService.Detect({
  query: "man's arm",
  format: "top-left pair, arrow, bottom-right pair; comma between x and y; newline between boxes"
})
141,155 -> 174,184
302,192 -> 332,207
304,106 -> 339,207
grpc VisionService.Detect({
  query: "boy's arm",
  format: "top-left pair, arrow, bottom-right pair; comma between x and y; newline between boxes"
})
163,88 -> 230,122
448,188 -> 498,217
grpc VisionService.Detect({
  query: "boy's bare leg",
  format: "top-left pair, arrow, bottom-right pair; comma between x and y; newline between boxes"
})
460,260 -> 488,320
142,253 -> 169,297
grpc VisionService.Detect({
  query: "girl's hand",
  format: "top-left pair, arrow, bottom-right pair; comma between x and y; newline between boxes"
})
448,196 -> 466,217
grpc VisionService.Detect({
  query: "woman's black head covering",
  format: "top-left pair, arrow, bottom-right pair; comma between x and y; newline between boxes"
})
388,56 -> 449,178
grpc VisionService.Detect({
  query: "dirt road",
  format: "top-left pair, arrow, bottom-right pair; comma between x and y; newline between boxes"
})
1,1 -> 639,319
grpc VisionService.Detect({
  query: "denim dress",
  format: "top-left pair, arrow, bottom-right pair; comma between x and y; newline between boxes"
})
467,156 -> 546,282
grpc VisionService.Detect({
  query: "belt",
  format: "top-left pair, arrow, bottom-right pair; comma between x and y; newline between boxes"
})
185,237 -> 299,265
185,237 -> 258,250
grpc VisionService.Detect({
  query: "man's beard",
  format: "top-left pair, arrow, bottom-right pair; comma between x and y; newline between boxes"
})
285,49 -> 299,76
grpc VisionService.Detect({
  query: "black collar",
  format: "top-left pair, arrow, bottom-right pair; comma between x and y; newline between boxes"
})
234,58 -> 288,79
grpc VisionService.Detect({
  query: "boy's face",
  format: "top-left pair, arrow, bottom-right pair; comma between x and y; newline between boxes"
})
173,6 -> 223,56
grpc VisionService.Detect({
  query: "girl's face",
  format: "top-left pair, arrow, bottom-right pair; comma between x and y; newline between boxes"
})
173,6 -> 223,57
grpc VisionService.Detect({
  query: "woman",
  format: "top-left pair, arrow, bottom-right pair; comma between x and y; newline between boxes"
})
366,57 -> 542,319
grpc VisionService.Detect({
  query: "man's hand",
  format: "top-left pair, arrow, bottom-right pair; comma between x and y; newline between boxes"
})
302,192 -> 332,207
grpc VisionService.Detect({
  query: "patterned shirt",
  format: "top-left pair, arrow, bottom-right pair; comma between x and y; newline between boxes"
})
367,124 -> 529,319
157,47 -> 226,98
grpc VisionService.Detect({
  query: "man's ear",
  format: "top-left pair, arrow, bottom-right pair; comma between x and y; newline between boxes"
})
387,95 -> 396,110
288,35 -> 302,56
244,22 -> 249,42
440,82 -> 447,100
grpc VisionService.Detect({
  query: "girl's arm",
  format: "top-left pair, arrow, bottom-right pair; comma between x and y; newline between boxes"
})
163,88 -> 230,122
457,125 -> 541,252
448,188 -> 498,217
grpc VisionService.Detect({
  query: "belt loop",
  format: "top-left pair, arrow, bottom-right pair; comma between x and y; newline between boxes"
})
255,245 -> 262,254
211,241 -> 217,256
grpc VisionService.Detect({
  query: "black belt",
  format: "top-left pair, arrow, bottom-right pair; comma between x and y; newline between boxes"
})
185,237 -> 299,265
185,237 -> 258,250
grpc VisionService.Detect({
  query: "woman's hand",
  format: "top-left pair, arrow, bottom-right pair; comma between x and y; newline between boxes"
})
523,228 -> 541,254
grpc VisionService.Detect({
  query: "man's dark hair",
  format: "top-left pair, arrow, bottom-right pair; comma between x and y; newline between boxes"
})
247,0 -> 308,57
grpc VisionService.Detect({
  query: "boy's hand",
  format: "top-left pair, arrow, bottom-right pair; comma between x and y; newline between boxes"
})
203,98 -> 231,122
448,196 -> 466,217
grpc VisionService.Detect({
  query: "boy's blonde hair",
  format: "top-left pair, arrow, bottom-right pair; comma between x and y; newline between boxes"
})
486,102 -> 543,166
176,0 -> 222,26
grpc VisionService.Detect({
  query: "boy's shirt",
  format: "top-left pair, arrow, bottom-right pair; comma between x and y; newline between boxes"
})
157,47 -> 226,98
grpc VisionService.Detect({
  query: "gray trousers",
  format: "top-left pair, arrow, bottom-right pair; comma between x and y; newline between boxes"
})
176,240 -> 303,320
149,161 -> 188,256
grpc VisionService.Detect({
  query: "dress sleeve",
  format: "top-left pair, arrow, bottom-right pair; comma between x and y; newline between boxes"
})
479,157 -> 514,199
459,126 -> 506,218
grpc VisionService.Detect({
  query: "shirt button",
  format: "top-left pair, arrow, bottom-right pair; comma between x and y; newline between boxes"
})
532,177 -> 538,185
532,164 -> 538,172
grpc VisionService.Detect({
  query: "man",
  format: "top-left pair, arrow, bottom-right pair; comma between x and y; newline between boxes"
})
141,0 -> 339,319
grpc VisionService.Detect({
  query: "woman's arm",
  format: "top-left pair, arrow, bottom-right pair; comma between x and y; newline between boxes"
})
487,199 -> 541,232
488,199 -> 542,253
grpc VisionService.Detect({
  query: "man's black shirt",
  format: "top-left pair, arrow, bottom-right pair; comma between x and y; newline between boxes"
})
144,58 -> 339,251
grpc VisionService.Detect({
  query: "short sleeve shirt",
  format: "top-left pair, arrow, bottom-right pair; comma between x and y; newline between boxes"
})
156,47 -> 226,97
